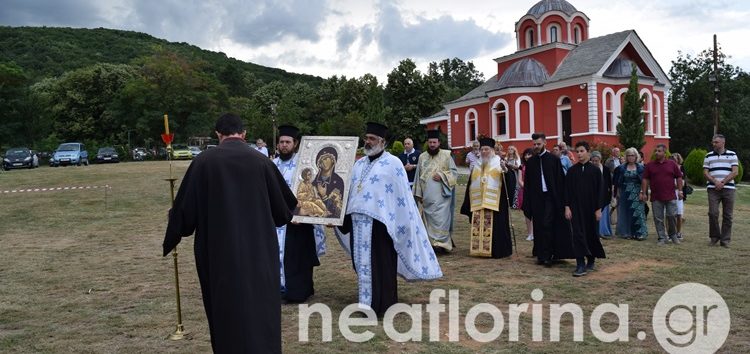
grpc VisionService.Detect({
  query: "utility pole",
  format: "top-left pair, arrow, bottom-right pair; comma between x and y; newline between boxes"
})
712,34 -> 720,135
270,103 -> 278,158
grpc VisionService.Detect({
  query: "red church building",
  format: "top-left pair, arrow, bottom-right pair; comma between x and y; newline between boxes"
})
421,0 -> 671,154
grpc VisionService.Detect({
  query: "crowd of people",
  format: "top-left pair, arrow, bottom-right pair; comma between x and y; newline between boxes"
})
161,112 -> 739,351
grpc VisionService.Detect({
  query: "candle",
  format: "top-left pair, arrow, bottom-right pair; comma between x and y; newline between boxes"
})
164,114 -> 170,135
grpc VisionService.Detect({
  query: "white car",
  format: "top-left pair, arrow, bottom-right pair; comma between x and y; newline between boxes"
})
188,146 -> 202,157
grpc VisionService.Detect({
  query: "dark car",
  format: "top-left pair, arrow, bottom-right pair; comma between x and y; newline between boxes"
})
94,147 -> 120,163
3,148 -> 39,170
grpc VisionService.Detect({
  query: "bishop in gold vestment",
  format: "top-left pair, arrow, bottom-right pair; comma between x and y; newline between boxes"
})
460,137 -> 513,258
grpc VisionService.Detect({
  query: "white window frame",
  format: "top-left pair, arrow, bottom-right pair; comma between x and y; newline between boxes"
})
491,99 -> 510,141
464,108 -> 479,146
602,88 -> 616,133
515,96 -> 535,140
640,89 -> 653,134
526,28 -> 535,48
549,23 -> 561,43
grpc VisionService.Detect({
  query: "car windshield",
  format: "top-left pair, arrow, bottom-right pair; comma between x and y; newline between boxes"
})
6,149 -> 30,157
172,144 -> 188,150
98,148 -> 116,154
58,144 -> 79,151
189,146 -> 200,151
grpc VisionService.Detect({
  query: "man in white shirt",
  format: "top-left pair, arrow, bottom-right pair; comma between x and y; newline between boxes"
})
703,134 -> 740,247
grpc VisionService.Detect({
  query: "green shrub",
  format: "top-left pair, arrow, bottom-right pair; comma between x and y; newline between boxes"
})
736,161 -> 744,184
390,141 -> 404,156
684,148 -> 708,186
649,149 -> 671,162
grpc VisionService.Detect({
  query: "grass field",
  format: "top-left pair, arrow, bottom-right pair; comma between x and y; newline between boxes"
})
0,161 -> 747,353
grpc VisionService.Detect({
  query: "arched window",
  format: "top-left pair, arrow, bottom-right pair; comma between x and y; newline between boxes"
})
653,96 -> 661,136
640,90 -> 653,134
605,92 -> 614,132
465,109 -> 479,144
515,96 -> 535,139
561,97 -> 571,105
526,28 -> 535,48
549,25 -> 559,43
573,26 -> 581,44
493,101 -> 508,137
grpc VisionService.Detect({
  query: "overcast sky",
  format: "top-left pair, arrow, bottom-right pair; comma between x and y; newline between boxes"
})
3,0 -> 749,82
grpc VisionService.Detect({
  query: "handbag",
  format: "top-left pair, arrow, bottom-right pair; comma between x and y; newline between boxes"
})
684,185 -> 694,195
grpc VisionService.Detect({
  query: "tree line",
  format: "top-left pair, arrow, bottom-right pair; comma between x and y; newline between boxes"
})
0,27 -> 483,154
1,27 -> 748,180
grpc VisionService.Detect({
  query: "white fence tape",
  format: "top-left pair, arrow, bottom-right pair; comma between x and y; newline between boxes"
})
2,185 -> 110,194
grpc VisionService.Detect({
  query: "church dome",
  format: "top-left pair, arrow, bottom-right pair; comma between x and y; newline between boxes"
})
498,58 -> 549,88
527,0 -> 579,18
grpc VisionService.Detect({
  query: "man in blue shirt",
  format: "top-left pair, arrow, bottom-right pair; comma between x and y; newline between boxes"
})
398,137 -> 421,189
553,144 -> 573,175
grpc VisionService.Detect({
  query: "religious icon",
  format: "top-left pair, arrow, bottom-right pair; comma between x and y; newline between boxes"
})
290,136 -> 358,226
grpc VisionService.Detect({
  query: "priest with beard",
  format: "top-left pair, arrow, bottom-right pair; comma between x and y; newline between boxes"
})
522,133 -> 574,266
565,141 -> 606,276
460,137 -> 513,258
335,122 -> 442,317
163,113 -> 296,353
273,125 -> 327,302
414,128 -> 458,253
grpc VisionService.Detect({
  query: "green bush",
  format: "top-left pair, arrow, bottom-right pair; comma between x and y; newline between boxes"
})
684,148 -> 708,186
736,161 -> 744,184
649,149 -> 671,162
390,141 -> 404,156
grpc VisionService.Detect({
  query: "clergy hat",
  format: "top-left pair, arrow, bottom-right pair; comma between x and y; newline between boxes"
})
426,129 -> 441,140
479,137 -> 495,148
277,125 -> 299,140
365,122 -> 389,139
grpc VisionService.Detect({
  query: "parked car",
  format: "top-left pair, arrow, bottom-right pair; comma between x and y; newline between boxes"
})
50,143 -> 89,167
94,147 -> 120,163
188,146 -> 202,158
170,144 -> 192,160
3,147 -> 38,170
132,147 -> 149,161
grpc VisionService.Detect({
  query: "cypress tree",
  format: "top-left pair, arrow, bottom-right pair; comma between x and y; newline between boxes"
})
617,64 -> 646,151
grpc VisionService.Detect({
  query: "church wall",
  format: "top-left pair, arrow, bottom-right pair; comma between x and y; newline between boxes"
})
496,48 -> 571,79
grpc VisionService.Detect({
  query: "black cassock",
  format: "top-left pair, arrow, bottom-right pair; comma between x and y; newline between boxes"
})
339,215 -> 398,316
522,151 -> 574,260
282,223 -> 320,302
565,162 -> 606,259
460,172 -> 513,258
163,138 -> 296,354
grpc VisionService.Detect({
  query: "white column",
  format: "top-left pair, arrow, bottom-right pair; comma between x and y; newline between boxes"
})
663,92 -> 670,137
588,81 -> 598,132
537,23 -> 542,45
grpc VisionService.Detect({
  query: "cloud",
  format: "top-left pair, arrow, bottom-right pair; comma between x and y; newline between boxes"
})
227,0 -> 329,46
0,0 -> 106,27
1,0 -> 331,48
335,0 -> 511,62
336,25 -> 359,51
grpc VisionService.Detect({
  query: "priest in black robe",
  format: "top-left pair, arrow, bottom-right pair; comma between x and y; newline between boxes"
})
564,141 -> 606,276
163,113 -> 296,353
273,125 -> 326,303
522,133 -> 574,265
460,137 -> 513,258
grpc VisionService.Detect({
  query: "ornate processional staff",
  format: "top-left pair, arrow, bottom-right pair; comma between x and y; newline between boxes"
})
162,114 -> 185,340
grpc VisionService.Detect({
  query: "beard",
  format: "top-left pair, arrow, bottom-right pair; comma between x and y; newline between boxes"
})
481,156 -> 491,166
364,143 -> 384,156
279,151 -> 294,161
428,146 -> 439,155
